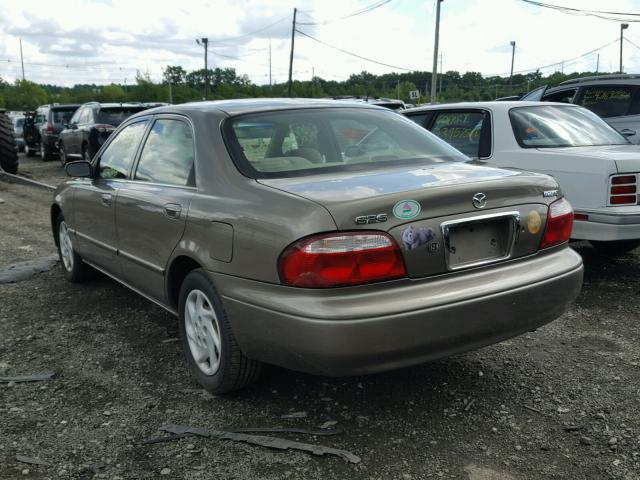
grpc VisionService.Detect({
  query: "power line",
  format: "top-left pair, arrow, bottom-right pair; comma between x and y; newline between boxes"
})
295,29 -> 414,71
297,0 -> 393,26
207,14 -> 291,45
486,37 -> 619,76
521,0 -> 640,22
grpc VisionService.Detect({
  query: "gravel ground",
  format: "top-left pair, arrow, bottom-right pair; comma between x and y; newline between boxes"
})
1,167 -> 640,480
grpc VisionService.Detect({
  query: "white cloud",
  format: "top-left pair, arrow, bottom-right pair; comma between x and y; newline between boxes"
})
0,0 -> 639,87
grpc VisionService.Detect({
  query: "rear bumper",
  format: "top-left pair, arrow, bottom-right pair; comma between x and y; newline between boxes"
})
573,209 -> 640,241
211,247 -> 583,376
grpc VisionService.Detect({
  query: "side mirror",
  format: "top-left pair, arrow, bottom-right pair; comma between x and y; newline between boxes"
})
65,161 -> 92,178
619,128 -> 636,138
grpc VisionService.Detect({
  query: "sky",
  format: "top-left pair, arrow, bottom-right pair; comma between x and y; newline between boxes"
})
1,0 -> 640,88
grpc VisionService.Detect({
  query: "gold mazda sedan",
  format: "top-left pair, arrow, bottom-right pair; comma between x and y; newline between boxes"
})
52,99 -> 583,393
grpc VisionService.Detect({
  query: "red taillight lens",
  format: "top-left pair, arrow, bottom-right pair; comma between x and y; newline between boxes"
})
279,232 -> 407,288
611,175 -> 636,185
609,174 -> 637,205
611,185 -> 637,195
46,122 -> 53,134
540,198 -> 574,249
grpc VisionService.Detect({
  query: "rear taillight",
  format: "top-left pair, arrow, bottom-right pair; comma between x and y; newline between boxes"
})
45,122 -> 53,134
279,232 -> 407,288
95,124 -> 115,133
540,198 -> 574,249
609,174 -> 638,205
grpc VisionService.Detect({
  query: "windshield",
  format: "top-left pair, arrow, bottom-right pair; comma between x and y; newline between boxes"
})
224,108 -> 467,178
509,105 -> 628,148
97,107 -> 147,126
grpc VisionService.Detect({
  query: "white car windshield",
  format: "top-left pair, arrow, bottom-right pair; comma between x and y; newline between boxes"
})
224,107 -> 468,178
509,105 -> 628,148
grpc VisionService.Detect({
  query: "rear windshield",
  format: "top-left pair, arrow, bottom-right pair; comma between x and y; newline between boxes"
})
223,108 -> 467,178
14,118 -> 24,128
509,105 -> 628,148
51,108 -> 77,125
97,107 -> 147,126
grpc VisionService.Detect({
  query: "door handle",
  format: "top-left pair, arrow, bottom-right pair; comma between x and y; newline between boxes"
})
101,193 -> 112,206
163,203 -> 182,219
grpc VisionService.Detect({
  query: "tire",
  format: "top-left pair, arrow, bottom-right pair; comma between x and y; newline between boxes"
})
178,269 -> 262,394
55,213 -> 92,282
590,240 -> 640,256
25,144 -> 36,157
40,142 -> 50,161
59,142 -> 68,165
0,112 -> 19,174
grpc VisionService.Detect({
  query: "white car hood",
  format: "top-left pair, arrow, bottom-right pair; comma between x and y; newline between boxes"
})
538,145 -> 640,173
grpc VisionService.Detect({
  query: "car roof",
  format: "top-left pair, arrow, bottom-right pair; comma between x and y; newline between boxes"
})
558,73 -> 640,86
82,102 -> 150,109
403,100 -> 576,113
138,98 -> 383,117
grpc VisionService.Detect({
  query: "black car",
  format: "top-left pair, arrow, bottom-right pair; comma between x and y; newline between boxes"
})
23,104 -> 80,160
58,102 -> 151,163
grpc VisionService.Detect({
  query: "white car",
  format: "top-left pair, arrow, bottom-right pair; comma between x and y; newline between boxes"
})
403,101 -> 640,255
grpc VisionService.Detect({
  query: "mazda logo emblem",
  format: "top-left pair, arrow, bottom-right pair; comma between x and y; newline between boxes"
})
472,193 -> 487,209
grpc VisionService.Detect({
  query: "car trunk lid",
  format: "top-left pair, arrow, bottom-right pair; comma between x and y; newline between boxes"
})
260,163 -> 560,278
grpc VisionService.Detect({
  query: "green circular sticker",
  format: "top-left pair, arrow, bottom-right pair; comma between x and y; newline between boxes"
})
393,200 -> 421,220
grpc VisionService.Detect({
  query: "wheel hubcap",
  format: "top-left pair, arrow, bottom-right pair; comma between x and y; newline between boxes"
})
184,290 -> 222,376
58,221 -> 74,272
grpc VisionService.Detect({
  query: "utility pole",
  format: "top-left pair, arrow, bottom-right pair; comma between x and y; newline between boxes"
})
430,0 -> 443,104
439,52 -> 443,94
596,53 -> 600,73
196,37 -> 209,100
288,8 -> 297,97
269,39 -> 272,88
509,41 -> 516,88
19,38 -> 25,80
620,23 -> 629,73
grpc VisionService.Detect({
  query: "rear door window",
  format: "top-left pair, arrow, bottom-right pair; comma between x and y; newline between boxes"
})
404,113 -> 429,127
578,86 -> 636,118
98,120 -> 149,179
134,119 -> 195,186
428,111 -> 486,157
542,89 -> 577,104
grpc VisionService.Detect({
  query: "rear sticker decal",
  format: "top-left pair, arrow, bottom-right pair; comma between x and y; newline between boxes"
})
402,226 -> 436,250
393,200 -> 421,220
528,210 -> 542,235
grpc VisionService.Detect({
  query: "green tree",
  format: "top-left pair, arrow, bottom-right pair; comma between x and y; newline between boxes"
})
5,80 -> 49,110
99,84 -> 127,102
164,65 -> 187,85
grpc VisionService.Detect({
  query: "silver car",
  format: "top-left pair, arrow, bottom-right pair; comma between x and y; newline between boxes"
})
52,99 -> 584,393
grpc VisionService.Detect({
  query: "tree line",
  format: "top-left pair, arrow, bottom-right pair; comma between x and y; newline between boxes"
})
0,65 -> 603,111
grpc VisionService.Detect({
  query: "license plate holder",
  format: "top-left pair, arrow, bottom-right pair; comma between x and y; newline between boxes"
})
441,212 -> 520,270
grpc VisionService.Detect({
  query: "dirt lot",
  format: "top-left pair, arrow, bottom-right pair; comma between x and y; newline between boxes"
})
1,157 -> 640,480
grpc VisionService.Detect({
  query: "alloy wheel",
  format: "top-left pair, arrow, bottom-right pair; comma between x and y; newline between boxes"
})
184,289 -> 222,376
58,221 -> 74,272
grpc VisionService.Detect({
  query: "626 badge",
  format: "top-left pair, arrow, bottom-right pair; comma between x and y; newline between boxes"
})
355,213 -> 388,225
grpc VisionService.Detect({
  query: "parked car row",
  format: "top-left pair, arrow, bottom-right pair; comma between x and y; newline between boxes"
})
19,102 -> 167,164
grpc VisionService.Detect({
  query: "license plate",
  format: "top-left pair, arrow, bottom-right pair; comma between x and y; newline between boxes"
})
442,213 -> 519,270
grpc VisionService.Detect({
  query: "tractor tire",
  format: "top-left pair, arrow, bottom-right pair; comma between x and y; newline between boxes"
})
0,111 -> 19,174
